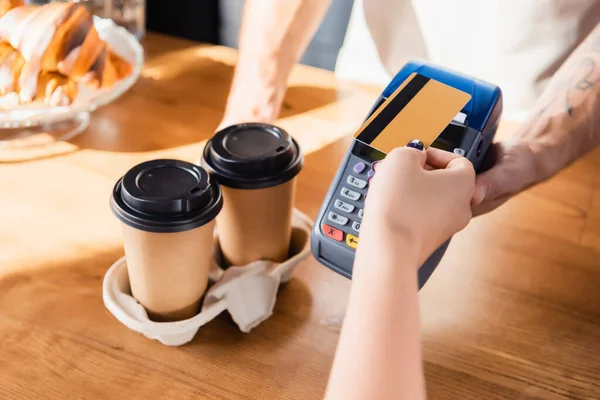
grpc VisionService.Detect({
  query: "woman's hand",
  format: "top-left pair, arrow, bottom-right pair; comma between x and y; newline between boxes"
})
363,141 -> 476,266
326,140 -> 473,400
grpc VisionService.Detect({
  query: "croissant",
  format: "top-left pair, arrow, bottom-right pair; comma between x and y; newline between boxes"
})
0,1 -> 132,108
0,0 -> 23,19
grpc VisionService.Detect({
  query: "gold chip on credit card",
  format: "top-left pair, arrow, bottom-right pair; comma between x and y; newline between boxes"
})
353,72 -> 471,153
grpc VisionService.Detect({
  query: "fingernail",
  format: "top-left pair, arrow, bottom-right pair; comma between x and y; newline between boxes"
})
407,139 -> 424,151
475,186 -> 486,205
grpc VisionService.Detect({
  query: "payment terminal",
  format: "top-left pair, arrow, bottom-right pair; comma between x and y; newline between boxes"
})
310,61 -> 503,289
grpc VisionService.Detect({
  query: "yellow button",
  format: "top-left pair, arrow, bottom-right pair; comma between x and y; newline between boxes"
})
346,234 -> 359,249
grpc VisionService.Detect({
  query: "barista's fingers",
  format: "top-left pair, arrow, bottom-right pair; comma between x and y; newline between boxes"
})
426,147 -> 464,169
472,194 -> 511,216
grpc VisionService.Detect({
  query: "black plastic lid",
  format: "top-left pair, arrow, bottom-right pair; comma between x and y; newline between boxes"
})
202,123 -> 304,189
110,159 -> 223,233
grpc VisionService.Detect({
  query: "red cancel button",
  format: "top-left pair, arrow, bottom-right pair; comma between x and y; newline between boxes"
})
322,224 -> 343,242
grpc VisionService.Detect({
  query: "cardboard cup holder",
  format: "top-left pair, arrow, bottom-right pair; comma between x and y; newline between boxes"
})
102,208 -> 313,346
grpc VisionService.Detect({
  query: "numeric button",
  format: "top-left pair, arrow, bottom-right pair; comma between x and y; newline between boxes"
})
347,175 -> 367,189
340,187 -> 360,201
352,221 -> 361,232
334,199 -> 355,213
358,209 -> 364,219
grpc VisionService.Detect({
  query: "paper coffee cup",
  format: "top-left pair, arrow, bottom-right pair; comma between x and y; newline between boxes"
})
202,123 -> 303,266
110,159 -> 223,322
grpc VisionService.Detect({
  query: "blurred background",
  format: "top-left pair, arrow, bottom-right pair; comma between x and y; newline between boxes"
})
29,0 -> 391,86
147,0 -> 390,86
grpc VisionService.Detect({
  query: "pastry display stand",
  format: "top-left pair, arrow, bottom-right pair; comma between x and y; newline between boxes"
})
0,16 -> 143,163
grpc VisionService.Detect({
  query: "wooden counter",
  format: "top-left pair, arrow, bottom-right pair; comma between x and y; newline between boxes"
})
1,33 -> 599,399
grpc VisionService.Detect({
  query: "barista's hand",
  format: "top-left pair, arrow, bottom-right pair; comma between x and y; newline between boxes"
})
364,141 -> 476,266
470,112 -> 572,217
471,139 -> 541,216
216,83 -> 282,132
216,49 -> 286,133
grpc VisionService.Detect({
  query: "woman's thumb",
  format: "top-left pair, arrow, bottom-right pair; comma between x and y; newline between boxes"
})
406,139 -> 427,168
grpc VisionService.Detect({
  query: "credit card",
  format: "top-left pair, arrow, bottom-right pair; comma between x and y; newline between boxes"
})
354,72 -> 471,153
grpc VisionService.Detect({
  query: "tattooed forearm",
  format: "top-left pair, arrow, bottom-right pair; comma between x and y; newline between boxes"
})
538,24 -> 600,118
516,23 -> 600,182
565,31 -> 600,116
